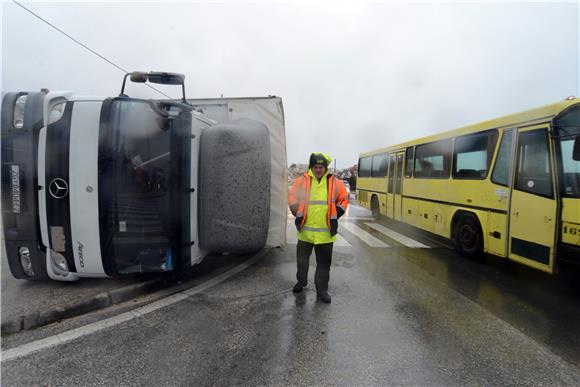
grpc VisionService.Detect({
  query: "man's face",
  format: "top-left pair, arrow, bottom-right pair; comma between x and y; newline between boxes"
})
312,164 -> 326,179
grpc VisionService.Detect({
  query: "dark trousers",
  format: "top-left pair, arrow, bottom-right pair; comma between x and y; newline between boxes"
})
296,240 -> 333,293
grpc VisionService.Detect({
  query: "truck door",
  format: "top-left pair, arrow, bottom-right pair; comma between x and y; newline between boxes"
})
394,152 -> 405,221
508,125 -> 557,273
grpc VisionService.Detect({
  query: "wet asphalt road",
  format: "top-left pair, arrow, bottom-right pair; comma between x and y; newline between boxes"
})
2,204 -> 580,385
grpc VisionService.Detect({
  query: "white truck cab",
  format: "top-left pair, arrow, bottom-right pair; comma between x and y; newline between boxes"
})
2,71 -> 286,281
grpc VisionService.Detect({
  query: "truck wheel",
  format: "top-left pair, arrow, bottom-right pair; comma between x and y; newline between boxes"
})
371,196 -> 380,219
454,213 -> 483,258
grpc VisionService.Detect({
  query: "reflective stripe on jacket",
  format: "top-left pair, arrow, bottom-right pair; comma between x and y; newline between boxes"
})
288,170 -> 349,244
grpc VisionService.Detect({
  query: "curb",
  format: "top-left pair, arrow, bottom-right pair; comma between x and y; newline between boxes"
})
1,278 -> 169,335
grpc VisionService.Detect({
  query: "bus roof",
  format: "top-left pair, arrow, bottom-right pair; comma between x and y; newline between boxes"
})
359,97 -> 580,157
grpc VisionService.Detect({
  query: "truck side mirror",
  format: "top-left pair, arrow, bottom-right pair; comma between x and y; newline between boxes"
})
119,71 -> 188,103
120,71 -> 148,96
130,72 -> 148,83
147,72 -> 185,85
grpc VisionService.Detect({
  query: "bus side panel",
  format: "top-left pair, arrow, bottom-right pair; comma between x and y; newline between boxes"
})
377,192 -> 387,216
402,197 -> 418,226
356,179 -> 371,209
418,201 -> 434,233
486,212 -> 508,257
433,203 -> 447,237
561,198 -> 580,247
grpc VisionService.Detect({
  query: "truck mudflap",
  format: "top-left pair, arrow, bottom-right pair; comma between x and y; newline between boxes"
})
198,118 -> 271,252
1,92 -> 48,279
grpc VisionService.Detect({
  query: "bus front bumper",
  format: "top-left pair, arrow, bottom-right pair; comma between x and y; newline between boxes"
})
559,243 -> 580,266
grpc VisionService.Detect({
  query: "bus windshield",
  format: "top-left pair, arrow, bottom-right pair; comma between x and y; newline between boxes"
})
98,99 -> 188,274
555,107 -> 580,198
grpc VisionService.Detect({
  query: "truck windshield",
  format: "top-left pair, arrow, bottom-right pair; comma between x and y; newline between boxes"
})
98,99 -> 187,274
555,106 -> 580,198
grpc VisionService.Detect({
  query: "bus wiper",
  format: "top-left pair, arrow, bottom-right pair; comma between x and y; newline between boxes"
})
131,152 -> 171,170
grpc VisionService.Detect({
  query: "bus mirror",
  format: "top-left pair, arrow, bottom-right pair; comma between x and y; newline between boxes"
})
573,137 -> 580,161
130,72 -> 148,83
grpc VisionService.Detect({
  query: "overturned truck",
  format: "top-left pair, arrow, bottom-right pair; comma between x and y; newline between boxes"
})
1,71 -> 287,281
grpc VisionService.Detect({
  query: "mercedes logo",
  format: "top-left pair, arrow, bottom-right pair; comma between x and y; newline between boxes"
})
49,178 -> 69,199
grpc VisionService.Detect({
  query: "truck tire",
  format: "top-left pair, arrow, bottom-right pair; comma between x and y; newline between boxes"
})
198,118 -> 271,253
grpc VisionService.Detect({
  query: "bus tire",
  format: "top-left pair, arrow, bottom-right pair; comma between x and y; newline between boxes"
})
371,196 -> 380,219
453,213 -> 483,258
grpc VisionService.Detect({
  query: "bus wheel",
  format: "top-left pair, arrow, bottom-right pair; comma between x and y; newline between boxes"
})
454,213 -> 483,258
371,196 -> 380,219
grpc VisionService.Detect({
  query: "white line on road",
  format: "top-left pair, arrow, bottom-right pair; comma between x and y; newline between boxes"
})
1,249 -> 271,363
340,222 -> 390,248
365,223 -> 430,248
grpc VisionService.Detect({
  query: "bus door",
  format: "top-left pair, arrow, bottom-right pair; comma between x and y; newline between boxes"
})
386,154 -> 396,218
508,125 -> 557,273
394,152 -> 405,221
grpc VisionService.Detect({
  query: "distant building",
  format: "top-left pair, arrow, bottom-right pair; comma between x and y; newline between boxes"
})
288,163 -> 358,182
288,163 -> 308,179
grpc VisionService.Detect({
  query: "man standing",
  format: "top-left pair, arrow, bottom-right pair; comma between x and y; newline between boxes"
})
288,152 -> 349,303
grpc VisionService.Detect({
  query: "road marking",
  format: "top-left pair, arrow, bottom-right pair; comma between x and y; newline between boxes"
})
365,223 -> 430,248
340,222 -> 390,248
1,249 -> 271,363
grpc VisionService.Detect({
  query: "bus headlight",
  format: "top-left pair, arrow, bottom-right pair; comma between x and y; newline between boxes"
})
50,250 -> 69,272
19,246 -> 35,277
13,94 -> 28,129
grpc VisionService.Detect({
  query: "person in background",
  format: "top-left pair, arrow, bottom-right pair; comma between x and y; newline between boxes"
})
288,152 -> 349,304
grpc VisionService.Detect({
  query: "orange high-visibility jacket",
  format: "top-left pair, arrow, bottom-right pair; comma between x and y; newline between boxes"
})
288,172 -> 349,236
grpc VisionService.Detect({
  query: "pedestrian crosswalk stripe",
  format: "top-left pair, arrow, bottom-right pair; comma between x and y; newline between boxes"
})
285,220 -> 433,249
340,222 -> 390,248
365,223 -> 430,248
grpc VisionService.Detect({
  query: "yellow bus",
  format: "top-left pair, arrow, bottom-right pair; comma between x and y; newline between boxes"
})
357,97 -> 580,274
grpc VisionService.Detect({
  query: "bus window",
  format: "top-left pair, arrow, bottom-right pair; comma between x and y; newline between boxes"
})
387,155 -> 395,193
372,154 -> 388,177
554,106 -> 580,198
358,156 -> 372,177
414,139 -> 452,178
514,128 -> 553,198
404,147 -> 414,177
560,139 -> 580,197
453,130 -> 498,179
491,130 -> 513,186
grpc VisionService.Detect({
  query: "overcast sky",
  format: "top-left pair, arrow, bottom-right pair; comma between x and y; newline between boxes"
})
2,1 -> 579,169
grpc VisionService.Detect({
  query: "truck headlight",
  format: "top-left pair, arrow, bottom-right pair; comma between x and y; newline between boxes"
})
19,246 -> 35,277
50,250 -> 69,272
13,94 -> 28,129
48,102 -> 66,125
